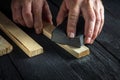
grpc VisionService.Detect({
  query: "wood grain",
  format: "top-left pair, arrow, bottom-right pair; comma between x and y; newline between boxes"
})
0,12 -> 43,57
0,35 -> 13,56
43,22 -> 90,58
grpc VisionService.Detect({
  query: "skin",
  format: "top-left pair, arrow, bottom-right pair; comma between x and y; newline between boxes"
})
57,0 -> 104,44
11,0 -> 53,34
11,0 -> 104,44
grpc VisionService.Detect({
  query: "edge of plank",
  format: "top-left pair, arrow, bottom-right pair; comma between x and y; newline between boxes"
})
0,12 -> 43,57
0,35 -> 13,56
43,22 -> 90,58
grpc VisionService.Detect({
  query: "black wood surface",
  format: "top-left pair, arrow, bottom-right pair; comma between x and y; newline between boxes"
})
0,0 -> 120,80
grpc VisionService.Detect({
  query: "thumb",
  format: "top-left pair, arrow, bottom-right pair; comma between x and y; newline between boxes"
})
56,1 -> 68,26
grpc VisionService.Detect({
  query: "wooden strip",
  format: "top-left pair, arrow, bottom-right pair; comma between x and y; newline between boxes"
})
0,12 -> 43,57
43,22 -> 90,58
0,35 -> 13,56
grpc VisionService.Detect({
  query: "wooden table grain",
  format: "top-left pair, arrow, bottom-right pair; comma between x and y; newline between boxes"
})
0,0 -> 120,80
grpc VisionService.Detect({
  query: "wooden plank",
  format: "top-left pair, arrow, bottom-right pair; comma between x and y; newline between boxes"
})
0,35 -> 13,56
0,12 -> 43,57
43,22 -> 90,58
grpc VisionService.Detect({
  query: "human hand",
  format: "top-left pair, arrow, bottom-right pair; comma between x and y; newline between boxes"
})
11,0 -> 52,34
57,0 -> 104,44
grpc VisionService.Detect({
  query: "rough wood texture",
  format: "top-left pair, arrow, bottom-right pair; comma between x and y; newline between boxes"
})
0,12 -> 43,57
0,0 -> 120,80
43,22 -> 90,58
0,35 -> 13,56
0,55 -> 22,80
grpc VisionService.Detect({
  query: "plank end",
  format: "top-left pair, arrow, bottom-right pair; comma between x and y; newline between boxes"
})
0,35 -> 13,56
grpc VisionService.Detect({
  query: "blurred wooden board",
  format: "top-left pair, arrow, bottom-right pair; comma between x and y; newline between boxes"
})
43,22 -> 90,58
0,12 -> 43,57
0,35 -> 13,56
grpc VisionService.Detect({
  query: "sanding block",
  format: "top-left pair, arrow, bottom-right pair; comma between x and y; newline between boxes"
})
51,17 -> 85,48
43,21 -> 90,58
0,35 -> 13,56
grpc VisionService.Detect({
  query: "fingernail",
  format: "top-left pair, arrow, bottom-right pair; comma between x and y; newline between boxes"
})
28,24 -> 32,28
36,28 -> 41,34
48,18 -> 53,25
86,37 -> 91,44
57,23 -> 60,26
50,21 -> 53,25
68,32 -> 75,38
57,21 -> 62,26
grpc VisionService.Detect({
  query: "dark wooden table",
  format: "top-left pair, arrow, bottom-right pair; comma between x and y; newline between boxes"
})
0,0 -> 120,80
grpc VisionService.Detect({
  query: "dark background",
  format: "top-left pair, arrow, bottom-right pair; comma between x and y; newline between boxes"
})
0,0 -> 120,80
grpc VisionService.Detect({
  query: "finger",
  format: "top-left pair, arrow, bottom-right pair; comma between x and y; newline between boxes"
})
56,1 -> 68,26
22,0 -> 33,28
82,7 -> 96,44
67,5 -> 80,38
11,1 -> 25,26
98,7 -> 104,35
91,8 -> 101,43
43,1 -> 53,24
32,0 -> 43,34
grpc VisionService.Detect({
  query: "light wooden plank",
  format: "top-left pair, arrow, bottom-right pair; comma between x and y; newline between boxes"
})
0,12 -> 43,57
43,22 -> 90,58
0,35 -> 13,56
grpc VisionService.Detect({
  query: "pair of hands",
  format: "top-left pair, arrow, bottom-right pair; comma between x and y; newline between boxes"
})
11,0 -> 104,44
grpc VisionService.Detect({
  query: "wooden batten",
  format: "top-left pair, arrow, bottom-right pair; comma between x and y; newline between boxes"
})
43,22 -> 90,58
0,12 -> 43,57
0,35 -> 13,56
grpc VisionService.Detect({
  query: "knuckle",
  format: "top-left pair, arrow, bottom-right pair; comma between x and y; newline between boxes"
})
69,14 -> 76,20
69,13 -> 78,20
88,14 -> 96,22
14,15 -> 21,21
34,23 -> 38,28
12,5 -> 19,11
11,1 -> 20,10
96,17 -> 101,23
69,22 -> 76,28
23,11 -> 31,17
87,29 -> 93,37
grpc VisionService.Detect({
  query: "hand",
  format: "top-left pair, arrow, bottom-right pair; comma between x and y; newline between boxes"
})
57,0 -> 104,44
11,0 -> 52,34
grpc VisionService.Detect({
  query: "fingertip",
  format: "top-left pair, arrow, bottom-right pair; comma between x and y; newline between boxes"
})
13,18 -> 18,24
68,32 -> 75,38
26,22 -> 33,28
35,28 -> 42,34
35,29 -> 40,34
35,23 -> 43,34
90,39 -> 94,44
56,15 -> 63,26
85,37 -> 91,44
48,17 -> 53,25
50,21 -> 53,25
